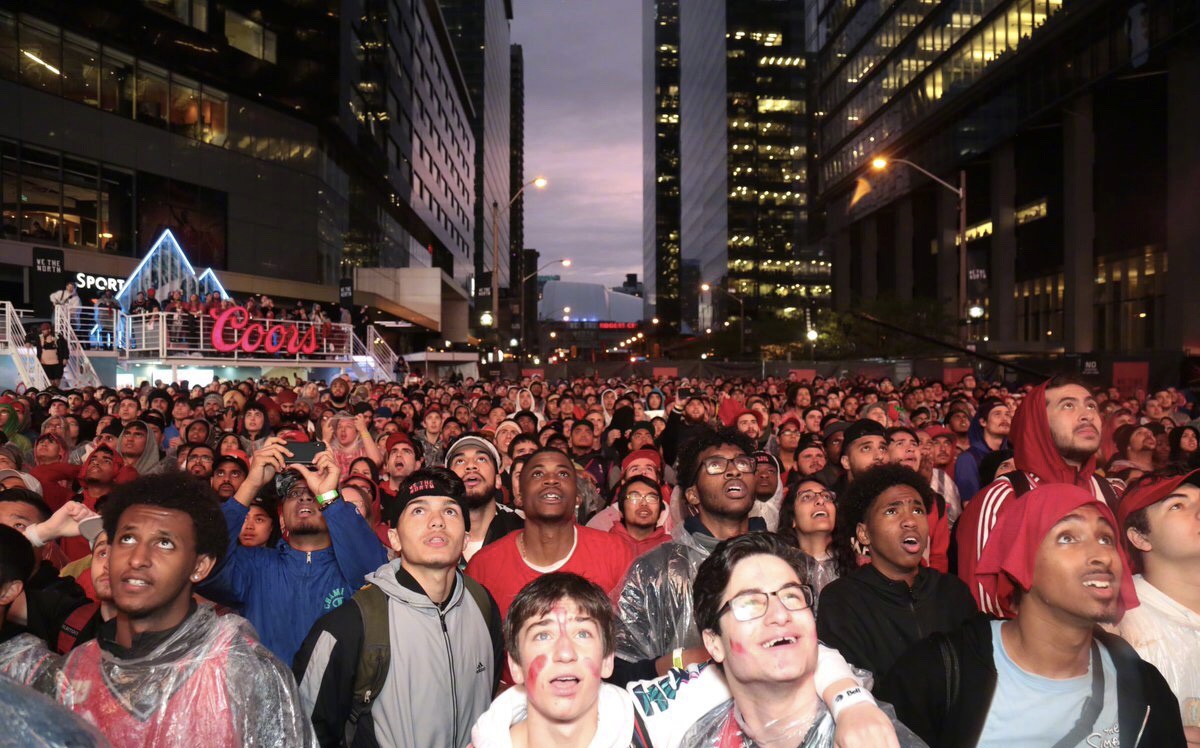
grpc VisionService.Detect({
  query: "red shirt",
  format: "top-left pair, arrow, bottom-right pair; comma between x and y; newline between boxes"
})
608,523 -> 671,559
465,524 -> 635,619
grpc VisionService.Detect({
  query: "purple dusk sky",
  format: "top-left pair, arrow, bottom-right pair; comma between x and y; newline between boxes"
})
512,0 -> 644,289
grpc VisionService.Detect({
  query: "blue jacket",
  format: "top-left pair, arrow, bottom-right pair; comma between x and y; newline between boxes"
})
202,497 -> 387,666
953,418 -> 1009,504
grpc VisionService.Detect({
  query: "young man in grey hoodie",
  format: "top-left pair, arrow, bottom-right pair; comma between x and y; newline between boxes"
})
294,468 -> 503,748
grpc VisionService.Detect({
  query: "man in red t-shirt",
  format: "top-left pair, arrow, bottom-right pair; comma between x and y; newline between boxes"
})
465,447 -> 634,621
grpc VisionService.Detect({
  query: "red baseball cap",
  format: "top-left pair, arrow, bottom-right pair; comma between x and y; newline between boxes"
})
921,424 -> 954,440
1116,468 -> 1200,529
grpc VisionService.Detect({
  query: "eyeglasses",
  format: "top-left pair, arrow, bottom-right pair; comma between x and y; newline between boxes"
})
796,489 -> 835,505
190,455 -> 215,465
284,486 -> 313,501
696,455 -> 756,478
717,583 -> 815,622
779,429 -> 801,436
624,491 -> 661,506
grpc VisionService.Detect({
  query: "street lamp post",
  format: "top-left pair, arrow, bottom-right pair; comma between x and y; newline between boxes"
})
490,177 -> 547,325
519,258 -> 571,361
701,282 -> 745,358
872,157 -> 967,337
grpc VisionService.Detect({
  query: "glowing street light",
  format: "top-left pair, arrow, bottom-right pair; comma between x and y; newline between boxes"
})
806,329 -> 819,342
870,154 -> 967,336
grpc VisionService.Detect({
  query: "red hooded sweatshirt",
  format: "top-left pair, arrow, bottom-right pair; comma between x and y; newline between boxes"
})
956,379 -> 1123,617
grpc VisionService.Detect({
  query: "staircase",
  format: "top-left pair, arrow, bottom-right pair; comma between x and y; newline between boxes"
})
53,308 -> 103,388
364,325 -> 401,379
0,301 -> 50,390
349,325 -> 402,381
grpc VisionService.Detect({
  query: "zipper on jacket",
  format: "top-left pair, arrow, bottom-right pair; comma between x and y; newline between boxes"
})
908,586 -> 926,640
439,609 -> 460,747
306,551 -> 312,564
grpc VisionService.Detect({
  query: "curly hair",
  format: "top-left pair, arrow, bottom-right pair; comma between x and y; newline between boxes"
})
100,472 -> 228,568
677,427 -> 755,491
830,464 -> 933,576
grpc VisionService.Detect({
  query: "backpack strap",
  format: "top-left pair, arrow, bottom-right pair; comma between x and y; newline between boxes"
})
1004,471 -> 1033,498
57,602 -> 98,654
462,574 -> 491,620
1094,477 -> 1121,514
347,584 -> 391,744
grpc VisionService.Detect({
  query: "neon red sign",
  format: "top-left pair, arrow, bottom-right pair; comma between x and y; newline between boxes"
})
598,322 -> 639,330
211,306 -> 319,355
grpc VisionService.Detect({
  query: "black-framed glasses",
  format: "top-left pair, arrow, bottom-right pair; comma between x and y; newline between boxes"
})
696,455 -> 755,479
796,489 -> 835,505
284,485 -> 313,501
717,583 -> 815,622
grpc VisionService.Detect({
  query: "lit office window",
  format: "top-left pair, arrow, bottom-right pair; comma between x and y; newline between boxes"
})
170,74 -> 200,138
226,11 -> 277,63
62,33 -> 101,107
19,18 -> 60,94
100,48 -> 135,118
136,62 -> 169,128
200,88 -> 227,146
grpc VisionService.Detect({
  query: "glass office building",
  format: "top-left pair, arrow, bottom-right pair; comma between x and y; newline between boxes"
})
645,0 -> 830,338
437,0 -> 512,316
811,0 -> 1200,353
0,0 -> 476,297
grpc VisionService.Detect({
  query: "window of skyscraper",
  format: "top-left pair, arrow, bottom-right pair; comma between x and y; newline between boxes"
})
62,33 -> 101,108
18,18 -> 60,95
225,10 -> 277,64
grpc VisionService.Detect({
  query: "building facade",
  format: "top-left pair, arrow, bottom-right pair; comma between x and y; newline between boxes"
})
811,0 -> 1200,354
645,0 -> 830,341
0,0 -> 477,307
437,0 -> 512,320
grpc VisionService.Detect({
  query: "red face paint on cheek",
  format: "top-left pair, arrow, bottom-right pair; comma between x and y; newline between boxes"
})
731,640 -> 747,654
527,654 -> 548,687
582,657 -> 601,678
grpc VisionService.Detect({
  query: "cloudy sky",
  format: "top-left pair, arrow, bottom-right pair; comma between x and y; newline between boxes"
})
512,0 -> 643,289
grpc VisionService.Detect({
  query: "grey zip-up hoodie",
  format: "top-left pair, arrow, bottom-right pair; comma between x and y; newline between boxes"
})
294,559 -> 502,748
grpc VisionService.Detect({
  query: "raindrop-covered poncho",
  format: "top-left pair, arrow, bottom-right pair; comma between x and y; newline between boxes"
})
56,605 -> 317,747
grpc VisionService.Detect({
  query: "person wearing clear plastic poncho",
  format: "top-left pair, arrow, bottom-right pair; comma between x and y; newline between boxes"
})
612,428 -> 909,748
53,472 -> 317,748
627,532 -> 925,748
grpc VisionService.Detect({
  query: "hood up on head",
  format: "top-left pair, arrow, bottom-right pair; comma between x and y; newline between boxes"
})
1011,380 -> 1098,486
976,482 -> 1137,621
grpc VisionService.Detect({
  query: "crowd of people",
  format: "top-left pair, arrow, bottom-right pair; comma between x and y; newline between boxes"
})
48,279 -> 365,353
0,369 -> 1197,747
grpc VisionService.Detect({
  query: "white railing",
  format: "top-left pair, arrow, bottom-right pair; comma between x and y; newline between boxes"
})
118,310 -> 356,363
0,302 -> 50,389
365,324 -> 400,378
53,307 -> 102,388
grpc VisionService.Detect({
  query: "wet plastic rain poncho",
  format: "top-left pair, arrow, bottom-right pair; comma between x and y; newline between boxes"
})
675,695 -> 925,748
56,604 -> 317,748
1109,574 -> 1200,717
615,519 -> 717,661
0,673 -> 111,748
0,632 -> 62,692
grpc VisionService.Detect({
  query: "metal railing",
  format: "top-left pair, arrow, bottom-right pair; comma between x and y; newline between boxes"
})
53,307 -> 102,388
118,310 -> 356,362
59,306 -> 124,351
0,301 -> 50,389
364,324 -> 400,378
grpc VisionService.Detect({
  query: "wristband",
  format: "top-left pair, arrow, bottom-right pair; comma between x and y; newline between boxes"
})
672,647 -> 684,670
829,685 -> 875,721
23,523 -> 45,548
315,489 -> 339,510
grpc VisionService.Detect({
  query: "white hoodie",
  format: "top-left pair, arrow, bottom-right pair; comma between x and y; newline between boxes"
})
470,682 -> 636,748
